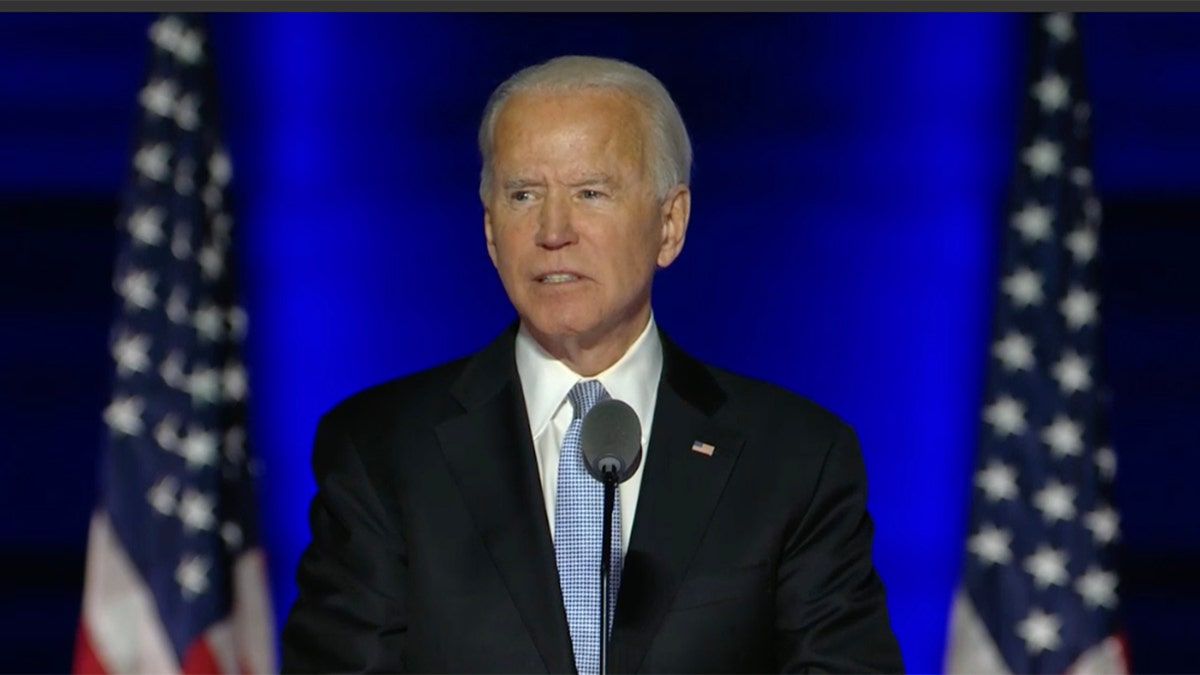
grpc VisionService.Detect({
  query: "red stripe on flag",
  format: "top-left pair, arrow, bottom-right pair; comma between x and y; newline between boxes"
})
181,637 -> 222,674
72,622 -> 108,675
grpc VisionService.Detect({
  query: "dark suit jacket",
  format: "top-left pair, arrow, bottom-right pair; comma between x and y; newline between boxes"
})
281,323 -> 903,673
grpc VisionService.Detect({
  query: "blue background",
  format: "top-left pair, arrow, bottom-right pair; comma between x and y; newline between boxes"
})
1,12 -> 1197,672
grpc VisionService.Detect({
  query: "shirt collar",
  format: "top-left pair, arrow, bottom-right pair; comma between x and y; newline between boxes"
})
515,312 -> 663,440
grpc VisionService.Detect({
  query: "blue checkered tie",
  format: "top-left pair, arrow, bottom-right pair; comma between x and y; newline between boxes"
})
554,380 -> 622,675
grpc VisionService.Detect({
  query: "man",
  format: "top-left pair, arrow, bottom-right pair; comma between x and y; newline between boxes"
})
281,55 -> 903,673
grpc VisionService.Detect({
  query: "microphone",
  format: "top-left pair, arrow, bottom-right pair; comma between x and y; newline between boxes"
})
579,398 -> 642,675
580,399 -> 643,483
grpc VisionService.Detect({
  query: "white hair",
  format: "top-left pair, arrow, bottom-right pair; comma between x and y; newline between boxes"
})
477,54 -> 693,202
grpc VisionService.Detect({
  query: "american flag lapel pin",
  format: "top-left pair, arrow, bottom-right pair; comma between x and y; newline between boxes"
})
691,440 -> 716,457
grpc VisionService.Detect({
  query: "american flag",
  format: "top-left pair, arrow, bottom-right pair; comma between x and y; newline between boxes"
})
945,13 -> 1127,675
73,14 -> 276,674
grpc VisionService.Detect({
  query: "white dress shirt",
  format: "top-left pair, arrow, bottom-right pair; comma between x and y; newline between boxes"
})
514,313 -> 663,556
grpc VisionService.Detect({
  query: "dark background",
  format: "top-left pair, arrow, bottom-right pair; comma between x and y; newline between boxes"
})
1,12 -> 1197,672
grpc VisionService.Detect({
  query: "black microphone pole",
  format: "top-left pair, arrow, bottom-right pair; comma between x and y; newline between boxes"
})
599,469 -> 617,675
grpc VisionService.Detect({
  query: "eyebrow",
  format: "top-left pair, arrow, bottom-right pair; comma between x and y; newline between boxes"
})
502,177 -> 545,191
500,174 -> 619,191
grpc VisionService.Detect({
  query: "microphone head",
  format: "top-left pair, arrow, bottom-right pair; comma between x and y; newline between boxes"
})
580,399 -> 643,484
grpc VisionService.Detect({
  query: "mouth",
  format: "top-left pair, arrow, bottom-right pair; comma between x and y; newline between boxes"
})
535,271 -> 584,284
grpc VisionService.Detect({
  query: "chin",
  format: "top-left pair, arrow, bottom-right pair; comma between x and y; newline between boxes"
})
520,306 -> 603,344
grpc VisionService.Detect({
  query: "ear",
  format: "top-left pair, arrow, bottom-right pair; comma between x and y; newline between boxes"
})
655,185 -> 691,269
484,207 -> 499,269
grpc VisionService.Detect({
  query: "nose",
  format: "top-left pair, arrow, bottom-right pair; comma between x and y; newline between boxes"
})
534,191 -> 577,250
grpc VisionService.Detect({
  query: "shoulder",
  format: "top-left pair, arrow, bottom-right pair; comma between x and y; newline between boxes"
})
694,361 -> 864,487
707,362 -> 855,444
317,352 -> 473,447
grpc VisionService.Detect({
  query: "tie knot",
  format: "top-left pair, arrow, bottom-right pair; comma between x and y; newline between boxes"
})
567,380 -> 609,420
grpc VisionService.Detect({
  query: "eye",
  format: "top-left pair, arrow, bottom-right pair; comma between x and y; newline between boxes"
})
509,190 -> 532,202
580,189 -> 605,200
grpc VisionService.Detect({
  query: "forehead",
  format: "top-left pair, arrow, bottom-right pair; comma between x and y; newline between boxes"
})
490,88 -> 648,169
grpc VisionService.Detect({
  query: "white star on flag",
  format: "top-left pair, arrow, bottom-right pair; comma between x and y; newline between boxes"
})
134,143 -> 172,183
159,350 -> 187,389
198,244 -> 224,280
1023,545 -> 1069,588
1095,446 -> 1117,480
178,488 -> 216,532
151,16 -> 204,65
1052,350 -> 1092,394
112,332 -> 152,376
193,304 -> 225,342
1043,13 -> 1075,43
1075,566 -> 1118,609
209,147 -> 232,187
188,366 -> 221,405
1041,414 -> 1084,458
1070,166 -> 1093,187
128,206 -> 165,247
1033,480 -> 1077,523
166,286 -> 190,325
175,555 -> 211,599
992,331 -> 1035,371
1002,267 -> 1044,308
153,414 -> 180,452
1016,608 -> 1062,654
146,476 -> 179,517
1065,227 -> 1097,264
223,362 -> 248,401
1084,506 -> 1120,544
1012,203 -> 1054,243
104,396 -> 145,436
984,395 -> 1027,436
968,524 -> 1013,566
173,28 -> 204,65
1032,72 -> 1070,112
150,16 -> 185,55
1060,286 -> 1099,329
117,269 -> 158,311
174,93 -> 201,131
138,78 -> 177,119
178,426 -> 218,470
221,522 -> 243,550
975,461 -> 1018,502
1021,139 -> 1063,178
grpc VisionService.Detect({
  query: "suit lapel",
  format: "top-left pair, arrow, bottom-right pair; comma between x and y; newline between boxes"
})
610,331 -> 745,673
435,324 -> 574,674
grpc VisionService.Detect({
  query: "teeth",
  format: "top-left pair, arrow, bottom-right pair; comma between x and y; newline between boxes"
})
541,273 -> 578,283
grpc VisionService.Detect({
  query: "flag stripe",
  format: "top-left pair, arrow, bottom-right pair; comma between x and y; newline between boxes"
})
78,512 -> 181,673
945,591 -> 1011,675
73,622 -> 109,675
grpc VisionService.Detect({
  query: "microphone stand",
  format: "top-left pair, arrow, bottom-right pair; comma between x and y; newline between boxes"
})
599,469 -> 617,675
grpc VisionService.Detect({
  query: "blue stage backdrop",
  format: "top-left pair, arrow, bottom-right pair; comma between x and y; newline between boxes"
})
206,14 -> 1026,671
2,11 -> 1199,673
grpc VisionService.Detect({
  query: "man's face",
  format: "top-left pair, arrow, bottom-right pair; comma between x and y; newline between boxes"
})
484,88 -> 689,355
